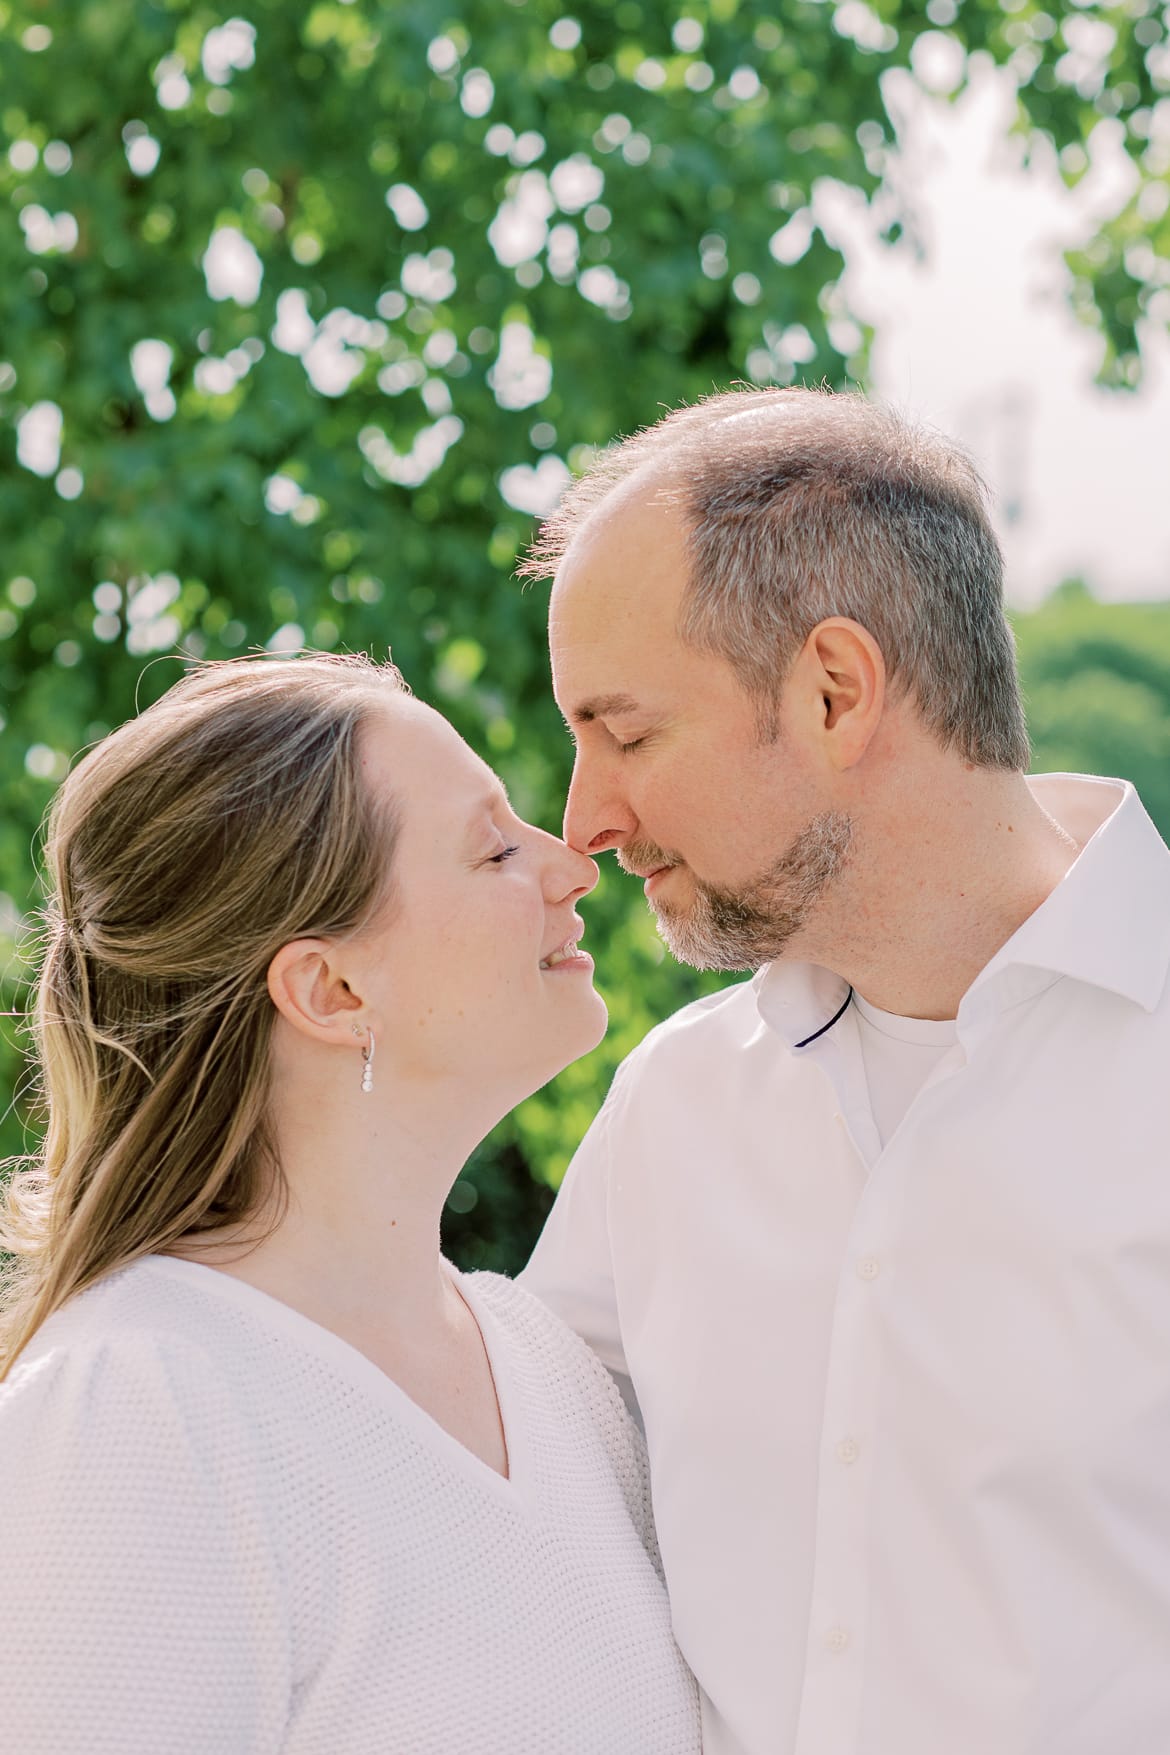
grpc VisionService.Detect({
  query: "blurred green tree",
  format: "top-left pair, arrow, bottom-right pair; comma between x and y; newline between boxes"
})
1017,581 -> 1170,832
2,2 -> 1168,1268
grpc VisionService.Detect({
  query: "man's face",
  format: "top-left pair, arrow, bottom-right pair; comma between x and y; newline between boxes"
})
549,489 -> 852,970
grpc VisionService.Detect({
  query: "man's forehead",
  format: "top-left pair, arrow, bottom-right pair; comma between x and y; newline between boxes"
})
547,478 -> 691,712
550,495 -> 689,633
563,474 -> 685,569
547,595 -> 653,718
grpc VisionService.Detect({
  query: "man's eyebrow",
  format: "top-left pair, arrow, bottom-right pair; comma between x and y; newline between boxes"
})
566,692 -> 642,725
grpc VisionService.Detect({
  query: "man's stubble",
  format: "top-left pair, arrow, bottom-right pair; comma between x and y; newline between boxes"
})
618,811 -> 855,972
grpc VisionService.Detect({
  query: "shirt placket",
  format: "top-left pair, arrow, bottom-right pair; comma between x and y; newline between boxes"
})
788,1027 -> 969,1755
790,1168 -> 889,1755
785,1022 -> 894,1755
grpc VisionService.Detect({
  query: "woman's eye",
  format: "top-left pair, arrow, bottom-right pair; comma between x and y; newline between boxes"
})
488,844 -> 521,864
617,737 -> 646,753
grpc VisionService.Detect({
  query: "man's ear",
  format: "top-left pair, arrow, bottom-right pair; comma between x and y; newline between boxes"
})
266,939 -> 365,1048
799,617 -> 885,770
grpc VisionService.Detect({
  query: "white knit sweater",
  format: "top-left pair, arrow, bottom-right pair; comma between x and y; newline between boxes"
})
0,1256 -> 700,1754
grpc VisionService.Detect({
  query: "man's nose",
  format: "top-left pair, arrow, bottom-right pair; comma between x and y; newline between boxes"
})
563,752 -> 638,855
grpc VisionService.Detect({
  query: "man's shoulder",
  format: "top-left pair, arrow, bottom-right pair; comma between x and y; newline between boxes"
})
615,971 -> 769,1082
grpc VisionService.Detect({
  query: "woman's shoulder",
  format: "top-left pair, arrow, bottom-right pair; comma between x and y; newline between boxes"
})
1,1257 -> 269,1457
464,1266 -> 613,1376
463,1268 -> 653,1522
0,1265 -> 291,1748
465,1268 -> 631,1421
468,1268 -> 659,1554
9,1253 -> 210,1361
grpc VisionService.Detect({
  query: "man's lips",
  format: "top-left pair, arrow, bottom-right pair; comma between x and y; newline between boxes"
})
615,852 -> 684,893
619,859 -> 675,880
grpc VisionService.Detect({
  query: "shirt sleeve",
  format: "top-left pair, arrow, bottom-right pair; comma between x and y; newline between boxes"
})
0,1330 -> 290,1754
519,1066 -> 634,1410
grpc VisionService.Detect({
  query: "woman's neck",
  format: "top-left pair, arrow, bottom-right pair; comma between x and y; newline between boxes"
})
176,1065 -> 496,1345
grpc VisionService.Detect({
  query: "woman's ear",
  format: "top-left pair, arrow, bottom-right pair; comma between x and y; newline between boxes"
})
802,616 -> 886,770
266,939 -> 364,1048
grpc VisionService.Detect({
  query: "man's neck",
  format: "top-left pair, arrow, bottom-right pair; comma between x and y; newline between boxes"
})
802,769 -> 1081,1021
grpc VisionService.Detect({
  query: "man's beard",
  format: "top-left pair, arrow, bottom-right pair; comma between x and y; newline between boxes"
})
618,812 -> 854,972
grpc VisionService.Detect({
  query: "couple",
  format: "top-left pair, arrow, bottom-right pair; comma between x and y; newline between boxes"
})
3,387 -> 1170,1755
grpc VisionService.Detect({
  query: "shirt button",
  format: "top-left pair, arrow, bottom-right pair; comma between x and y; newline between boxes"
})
856,1255 -> 881,1281
825,1626 -> 850,1654
836,1437 -> 860,1465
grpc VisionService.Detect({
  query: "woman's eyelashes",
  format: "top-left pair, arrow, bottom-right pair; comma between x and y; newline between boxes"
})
488,844 -> 521,864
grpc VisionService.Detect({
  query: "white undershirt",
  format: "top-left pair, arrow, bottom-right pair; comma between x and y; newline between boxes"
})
851,990 -> 959,1150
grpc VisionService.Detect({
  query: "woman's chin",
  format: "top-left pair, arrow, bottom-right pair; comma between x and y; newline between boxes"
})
582,992 -> 610,1055
557,991 -> 609,1063
522,993 -> 609,1093
579,986 -> 609,1042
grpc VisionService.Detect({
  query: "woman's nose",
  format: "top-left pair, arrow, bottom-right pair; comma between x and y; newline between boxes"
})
543,832 -> 599,902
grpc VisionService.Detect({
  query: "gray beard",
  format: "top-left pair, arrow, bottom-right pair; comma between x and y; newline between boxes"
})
648,811 -> 855,972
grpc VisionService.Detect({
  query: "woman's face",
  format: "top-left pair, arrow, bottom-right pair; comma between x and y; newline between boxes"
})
353,697 -> 607,1101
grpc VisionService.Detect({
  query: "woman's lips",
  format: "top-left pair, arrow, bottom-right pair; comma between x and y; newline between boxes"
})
540,949 -> 595,975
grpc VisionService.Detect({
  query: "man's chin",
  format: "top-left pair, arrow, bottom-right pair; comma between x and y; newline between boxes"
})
652,903 -> 764,974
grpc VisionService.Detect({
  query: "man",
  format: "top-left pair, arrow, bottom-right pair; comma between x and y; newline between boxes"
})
519,387 -> 1170,1755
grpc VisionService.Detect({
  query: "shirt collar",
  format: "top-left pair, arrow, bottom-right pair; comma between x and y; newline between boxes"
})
964,774 -> 1170,1017
755,961 -> 853,1052
756,774 -> 1170,1051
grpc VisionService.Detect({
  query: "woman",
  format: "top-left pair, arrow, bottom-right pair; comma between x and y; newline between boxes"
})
0,652 -> 701,1754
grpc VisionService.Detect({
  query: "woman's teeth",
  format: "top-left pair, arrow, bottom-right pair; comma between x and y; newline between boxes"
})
540,942 -> 580,969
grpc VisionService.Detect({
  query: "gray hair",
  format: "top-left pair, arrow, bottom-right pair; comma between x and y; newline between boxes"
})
521,386 -> 1029,771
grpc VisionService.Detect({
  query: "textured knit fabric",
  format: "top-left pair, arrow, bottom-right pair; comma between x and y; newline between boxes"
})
0,1255 -> 701,1755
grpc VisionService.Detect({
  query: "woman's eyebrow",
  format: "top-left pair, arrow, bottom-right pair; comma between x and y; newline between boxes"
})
467,779 -> 513,823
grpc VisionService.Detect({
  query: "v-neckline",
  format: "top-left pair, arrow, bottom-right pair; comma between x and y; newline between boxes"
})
139,1254 -> 523,1502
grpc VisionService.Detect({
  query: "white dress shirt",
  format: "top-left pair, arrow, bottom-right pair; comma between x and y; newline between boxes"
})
522,775 -> 1170,1755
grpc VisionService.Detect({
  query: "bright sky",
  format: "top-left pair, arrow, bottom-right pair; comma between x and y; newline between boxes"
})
820,54 -> 1170,608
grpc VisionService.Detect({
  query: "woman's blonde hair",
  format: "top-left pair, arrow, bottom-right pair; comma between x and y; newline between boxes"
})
0,651 -> 405,1379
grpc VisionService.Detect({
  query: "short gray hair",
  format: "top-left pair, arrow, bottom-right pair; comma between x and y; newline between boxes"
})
521,386 -> 1029,771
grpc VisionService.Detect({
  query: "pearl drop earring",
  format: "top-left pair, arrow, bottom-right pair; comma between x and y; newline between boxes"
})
351,1022 -> 375,1093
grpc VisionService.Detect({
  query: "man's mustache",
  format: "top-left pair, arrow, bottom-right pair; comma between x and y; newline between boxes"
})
614,840 -> 685,881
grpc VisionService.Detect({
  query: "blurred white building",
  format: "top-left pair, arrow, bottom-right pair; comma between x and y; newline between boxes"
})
821,55 -> 1170,607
